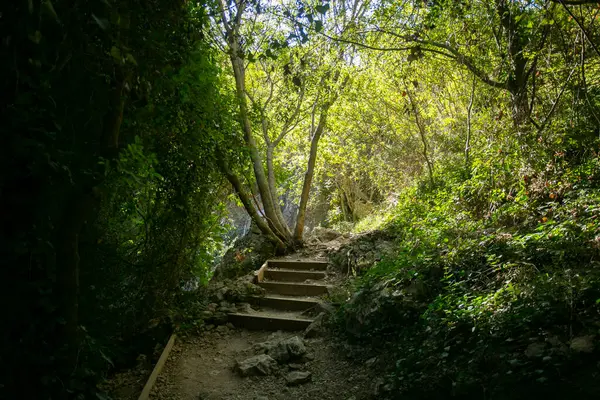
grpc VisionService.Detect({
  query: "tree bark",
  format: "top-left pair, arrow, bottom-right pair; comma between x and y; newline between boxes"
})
217,155 -> 285,249
266,145 -> 293,236
406,88 -> 435,187
465,75 -> 475,173
294,109 -> 328,241
496,0 -> 532,127
228,46 -> 290,242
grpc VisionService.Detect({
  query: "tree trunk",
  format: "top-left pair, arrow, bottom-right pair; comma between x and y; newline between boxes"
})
218,155 -> 285,249
465,75 -> 476,173
294,109 -> 328,241
406,88 -> 435,187
510,87 -> 530,128
228,41 -> 290,242
496,0 -> 531,127
266,145 -> 292,236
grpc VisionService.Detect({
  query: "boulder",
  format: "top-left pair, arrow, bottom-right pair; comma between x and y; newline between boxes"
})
236,354 -> 278,377
261,336 -> 307,363
285,371 -> 312,386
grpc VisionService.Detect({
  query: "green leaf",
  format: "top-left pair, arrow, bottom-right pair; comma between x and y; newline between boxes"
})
42,0 -> 60,23
28,30 -> 42,44
315,20 -> 324,33
125,53 -> 138,66
110,46 -> 122,62
316,4 -> 329,14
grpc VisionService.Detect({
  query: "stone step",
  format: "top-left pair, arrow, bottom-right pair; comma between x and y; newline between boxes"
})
250,295 -> 320,312
267,260 -> 328,271
228,312 -> 313,331
258,281 -> 330,296
263,269 -> 326,282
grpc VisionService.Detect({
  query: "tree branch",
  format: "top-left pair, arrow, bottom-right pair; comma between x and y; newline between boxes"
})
558,0 -> 600,57
550,0 -> 600,4
539,65 -> 578,131
274,85 -> 305,146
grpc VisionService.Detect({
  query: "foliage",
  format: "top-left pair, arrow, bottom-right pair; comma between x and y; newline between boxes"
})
3,0 -> 600,398
336,146 -> 600,397
0,1 -> 237,398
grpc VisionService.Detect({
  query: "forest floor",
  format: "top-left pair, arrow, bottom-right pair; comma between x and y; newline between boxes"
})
148,327 -> 376,400
106,235 -> 379,400
149,238 -> 374,400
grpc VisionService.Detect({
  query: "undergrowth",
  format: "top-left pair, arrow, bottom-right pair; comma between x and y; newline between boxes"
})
336,149 -> 600,399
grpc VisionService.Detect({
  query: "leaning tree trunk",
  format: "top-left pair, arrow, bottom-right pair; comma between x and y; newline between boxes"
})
217,155 -> 285,249
228,41 -> 290,243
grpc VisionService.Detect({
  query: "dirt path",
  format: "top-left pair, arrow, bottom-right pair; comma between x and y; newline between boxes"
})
150,326 -> 375,400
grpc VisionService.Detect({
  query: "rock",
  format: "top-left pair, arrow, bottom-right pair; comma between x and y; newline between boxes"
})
236,354 -> 278,377
212,312 -> 228,324
254,397 -> 269,400
263,336 -> 307,363
216,325 -> 229,334
201,310 -> 214,319
238,303 -> 256,314
570,335 -> 595,353
268,341 -> 290,363
284,336 -> 306,358
525,342 -> 546,358
219,300 -> 230,309
304,313 -> 326,338
288,363 -> 304,370
316,302 -> 336,314
226,322 -> 235,330
285,371 -> 312,386
303,353 -> 315,361
312,227 -> 342,242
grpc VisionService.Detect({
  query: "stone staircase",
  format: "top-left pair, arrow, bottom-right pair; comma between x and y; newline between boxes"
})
228,259 -> 330,331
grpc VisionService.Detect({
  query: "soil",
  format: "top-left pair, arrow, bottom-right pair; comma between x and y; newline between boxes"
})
148,327 -> 376,400
105,240 -> 375,400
